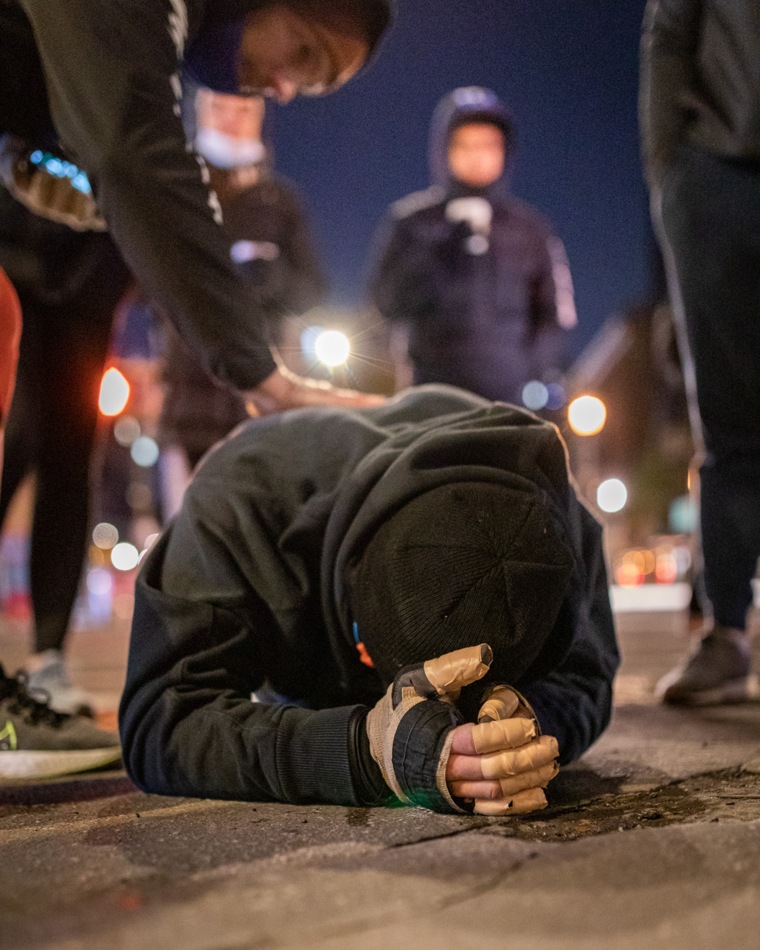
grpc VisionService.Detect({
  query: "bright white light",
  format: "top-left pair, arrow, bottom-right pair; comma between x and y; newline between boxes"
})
99,368 -> 130,416
597,478 -> 627,513
522,380 -> 549,411
314,329 -> 350,368
114,415 -> 141,447
92,522 -> 119,550
111,542 -> 140,572
131,436 -> 159,467
568,395 -> 606,436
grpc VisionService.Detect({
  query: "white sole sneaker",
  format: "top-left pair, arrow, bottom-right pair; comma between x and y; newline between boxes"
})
0,747 -> 122,781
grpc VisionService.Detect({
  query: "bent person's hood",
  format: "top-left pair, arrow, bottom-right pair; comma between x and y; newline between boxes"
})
320,387 -> 583,695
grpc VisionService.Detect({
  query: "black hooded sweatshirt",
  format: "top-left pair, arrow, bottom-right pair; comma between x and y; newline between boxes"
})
0,0 -> 391,390
119,386 -> 619,807
369,88 -> 577,404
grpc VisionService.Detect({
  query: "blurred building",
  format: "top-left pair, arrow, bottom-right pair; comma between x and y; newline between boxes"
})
563,300 -> 695,589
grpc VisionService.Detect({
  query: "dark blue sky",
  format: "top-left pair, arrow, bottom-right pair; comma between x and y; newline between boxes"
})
273,0 -> 652,358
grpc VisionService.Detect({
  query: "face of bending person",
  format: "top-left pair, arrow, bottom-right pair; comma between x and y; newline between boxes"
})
238,3 -> 370,103
447,122 -> 506,189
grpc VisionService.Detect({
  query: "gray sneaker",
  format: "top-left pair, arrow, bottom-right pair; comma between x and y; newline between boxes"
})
655,629 -> 760,706
0,665 -> 121,781
24,650 -> 94,716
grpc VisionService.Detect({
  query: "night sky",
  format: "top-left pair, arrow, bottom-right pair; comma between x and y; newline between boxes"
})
273,0 -> 652,360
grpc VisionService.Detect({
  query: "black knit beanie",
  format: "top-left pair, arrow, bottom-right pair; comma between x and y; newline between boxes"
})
346,482 -> 575,687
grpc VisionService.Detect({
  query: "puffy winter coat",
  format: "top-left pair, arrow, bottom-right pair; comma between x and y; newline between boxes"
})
370,87 -> 576,404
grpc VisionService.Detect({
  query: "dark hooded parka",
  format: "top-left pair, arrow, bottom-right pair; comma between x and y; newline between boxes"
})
119,385 -> 619,807
370,87 -> 576,404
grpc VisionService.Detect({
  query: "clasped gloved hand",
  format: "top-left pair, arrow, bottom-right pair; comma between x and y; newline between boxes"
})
366,643 -> 560,814
447,683 -> 560,816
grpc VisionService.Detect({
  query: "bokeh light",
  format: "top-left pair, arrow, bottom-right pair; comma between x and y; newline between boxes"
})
596,478 -> 627,513
568,395 -> 606,436
655,549 -> 678,584
521,380 -> 549,411
99,368 -> 130,416
313,329 -> 350,368
92,522 -> 119,550
111,542 -> 140,572
114,415 -> 141,447
131,436 -> 159,468
614,548 -> 651,586
615,559 -> 645,587
86,566 -> 113,597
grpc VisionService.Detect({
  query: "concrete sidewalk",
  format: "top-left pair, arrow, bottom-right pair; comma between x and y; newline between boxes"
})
2,606 -> 760,950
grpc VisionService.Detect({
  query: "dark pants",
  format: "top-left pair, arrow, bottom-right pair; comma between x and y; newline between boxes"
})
659,142 -> 760,630
0,236 -> 130,652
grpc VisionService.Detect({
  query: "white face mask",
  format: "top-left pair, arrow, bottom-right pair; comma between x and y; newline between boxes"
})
194,129 -> 266,169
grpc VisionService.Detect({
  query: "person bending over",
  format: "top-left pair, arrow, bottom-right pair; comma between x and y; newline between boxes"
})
120,386 -> 618,814
0,0 -> 392,415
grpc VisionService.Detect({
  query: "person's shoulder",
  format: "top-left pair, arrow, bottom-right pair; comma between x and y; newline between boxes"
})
389,186 -> 446,222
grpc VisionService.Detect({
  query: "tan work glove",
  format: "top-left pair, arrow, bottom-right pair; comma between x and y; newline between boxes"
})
446,683 -> 560,816
365,643 -> 493,813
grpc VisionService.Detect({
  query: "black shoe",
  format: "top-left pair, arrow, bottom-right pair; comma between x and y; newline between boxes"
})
0,665 -> 121,781
655,628 -> 759,706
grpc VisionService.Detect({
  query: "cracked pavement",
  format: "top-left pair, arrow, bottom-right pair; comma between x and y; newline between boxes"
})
2,609 -> 760,949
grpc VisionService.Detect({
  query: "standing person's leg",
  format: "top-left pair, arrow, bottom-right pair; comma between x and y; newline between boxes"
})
0,270 -> 121,779
0,281 -> 41,624
24,238 -> 131,713
656,143 -> 760,703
